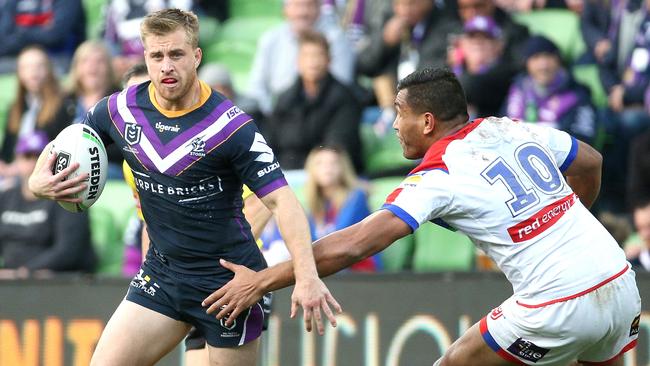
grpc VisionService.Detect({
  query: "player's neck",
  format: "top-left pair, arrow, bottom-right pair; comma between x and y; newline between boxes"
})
433,116 -> 469,141
155,79 -> 201,111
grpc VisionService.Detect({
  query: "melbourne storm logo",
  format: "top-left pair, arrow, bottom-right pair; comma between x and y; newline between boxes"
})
124,123 -> 142,145
188,137 -> 206,157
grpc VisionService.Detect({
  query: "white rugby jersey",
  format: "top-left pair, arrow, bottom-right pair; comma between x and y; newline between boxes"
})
383,117 -> 628,304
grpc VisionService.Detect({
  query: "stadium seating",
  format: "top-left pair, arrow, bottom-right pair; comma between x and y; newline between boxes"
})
368,176 -> 415,271
83,0 -> 108,39
412,223 -> 474,272
513,9 -> 586,62
229,0 -> 284,18
360,116 -> 416,176
89,180 -> 136,275
203,16 -> 283,92
0,75 -> 17,146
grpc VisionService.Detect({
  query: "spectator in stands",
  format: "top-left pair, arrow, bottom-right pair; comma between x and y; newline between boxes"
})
304,146 -> 379,271
0,46 -> 73,178
247,0 -> 355,116
102,0 -> 198,82
588,0 -> 650,213
68,40 -> 117,123
263,31 -> 363,172
262,146 -> 380,271
453,0 -> 529,67
628,200 -> 650,271
580,0 -> 613,64
68,40 -> 123,179
505,35 -> 598,144
451,15 -> 517,119
0,0 -> 86,74
320,0 -> 393,50
0,131 -> 95,278
199,63 -> 262,121
356,0 -> 459,131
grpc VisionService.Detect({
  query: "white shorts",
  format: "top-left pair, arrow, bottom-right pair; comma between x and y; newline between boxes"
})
480,266 -> 641,365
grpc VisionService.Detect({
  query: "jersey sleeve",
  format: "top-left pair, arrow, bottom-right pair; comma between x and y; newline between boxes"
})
82,97 -> 114,147
527,123 -> 578,172
381,170 -> 453,232
224,121 -> 287,197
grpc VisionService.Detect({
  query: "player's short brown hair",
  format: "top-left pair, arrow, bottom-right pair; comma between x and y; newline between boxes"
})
140,8 -> 200,48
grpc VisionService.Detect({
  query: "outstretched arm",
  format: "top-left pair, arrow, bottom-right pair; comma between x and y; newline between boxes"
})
203,209 -> 412,327
255,185 -> 341,334
564,140 -> 602,209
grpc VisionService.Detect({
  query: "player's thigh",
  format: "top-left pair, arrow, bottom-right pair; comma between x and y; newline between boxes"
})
91,300 -> 191,366
440,322 -> 518,366
185,347 -> 211,366
207,339 -> 260,366
578,357 -> 624,366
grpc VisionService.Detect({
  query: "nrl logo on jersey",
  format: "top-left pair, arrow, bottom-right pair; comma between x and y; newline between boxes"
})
124,123 -> 142,145
188,137 -> 206,157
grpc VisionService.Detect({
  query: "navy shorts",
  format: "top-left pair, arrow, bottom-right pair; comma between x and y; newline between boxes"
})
125,252 -> 270,348
185,292 -> 273,351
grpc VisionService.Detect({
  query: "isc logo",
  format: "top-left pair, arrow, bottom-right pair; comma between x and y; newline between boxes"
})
54,151 -> 71,175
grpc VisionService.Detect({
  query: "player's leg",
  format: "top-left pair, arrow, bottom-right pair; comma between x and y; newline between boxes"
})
576,356 -> 624,366
206,339 -> 260,366
437,321 -> 518,366
90,300 -> 191,366
184,326 -> 211,366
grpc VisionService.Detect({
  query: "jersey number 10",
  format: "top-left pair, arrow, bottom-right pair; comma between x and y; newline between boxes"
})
481,143 -> 564,217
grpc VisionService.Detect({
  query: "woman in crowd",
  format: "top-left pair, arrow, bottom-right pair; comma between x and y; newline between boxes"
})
0,46 -> 73,178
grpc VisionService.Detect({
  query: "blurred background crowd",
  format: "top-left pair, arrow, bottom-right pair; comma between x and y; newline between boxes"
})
0,0 -> 649,279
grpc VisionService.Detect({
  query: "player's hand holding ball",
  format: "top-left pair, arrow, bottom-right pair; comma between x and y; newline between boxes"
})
28,124 -> 108,212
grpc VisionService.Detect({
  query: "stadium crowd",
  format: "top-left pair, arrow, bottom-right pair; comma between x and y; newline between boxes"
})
0,0 -> 650,277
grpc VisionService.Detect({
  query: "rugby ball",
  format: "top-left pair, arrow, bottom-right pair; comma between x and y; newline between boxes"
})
51,124 -> 108,212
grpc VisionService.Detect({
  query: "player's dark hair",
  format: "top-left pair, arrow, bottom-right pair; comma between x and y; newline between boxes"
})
122,63 -> 148,87
396,68 -> 469,122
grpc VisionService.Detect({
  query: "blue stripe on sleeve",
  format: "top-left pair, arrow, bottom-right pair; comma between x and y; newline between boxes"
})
559,136 -> 578,172
381,204 -> 419,232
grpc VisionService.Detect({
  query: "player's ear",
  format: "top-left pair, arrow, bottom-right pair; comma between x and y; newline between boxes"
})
422,112 -> 435,134
194,48 -> 202,69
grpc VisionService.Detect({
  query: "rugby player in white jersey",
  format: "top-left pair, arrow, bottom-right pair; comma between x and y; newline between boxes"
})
204,68 -> 641,366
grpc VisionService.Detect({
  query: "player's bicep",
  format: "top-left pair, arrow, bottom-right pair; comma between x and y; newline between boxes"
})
562,140 -> 602,177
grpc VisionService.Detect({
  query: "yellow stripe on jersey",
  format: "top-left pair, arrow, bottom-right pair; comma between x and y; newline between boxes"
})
148,80 -> 212,118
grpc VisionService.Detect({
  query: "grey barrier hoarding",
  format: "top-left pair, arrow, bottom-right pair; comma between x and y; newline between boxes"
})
0,272 -> 648,366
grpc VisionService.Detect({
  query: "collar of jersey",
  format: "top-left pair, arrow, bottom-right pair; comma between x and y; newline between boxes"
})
148,80 -> 211,118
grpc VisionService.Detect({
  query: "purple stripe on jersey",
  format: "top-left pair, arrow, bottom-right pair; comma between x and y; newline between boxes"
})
108,93 -> 157,171
163,115 -> 252,176
128,96 -> 237,158
255,177 -> 288,198
243,304 -> 264,344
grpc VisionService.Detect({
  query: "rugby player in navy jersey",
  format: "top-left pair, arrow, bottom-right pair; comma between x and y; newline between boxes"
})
28,8 -> 341,366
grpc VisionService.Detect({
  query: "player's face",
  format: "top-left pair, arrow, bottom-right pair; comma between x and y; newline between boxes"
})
144,29 -> 202,108
393,89 -> 427,160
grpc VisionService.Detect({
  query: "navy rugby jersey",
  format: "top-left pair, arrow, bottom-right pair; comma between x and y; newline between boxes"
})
84,81 -> 286,276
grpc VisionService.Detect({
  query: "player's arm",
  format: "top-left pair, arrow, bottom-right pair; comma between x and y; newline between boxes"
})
27,141 -> 88,202
204,209 -> 412,325
563,140 -> 602,209
255,185 -> 341,334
